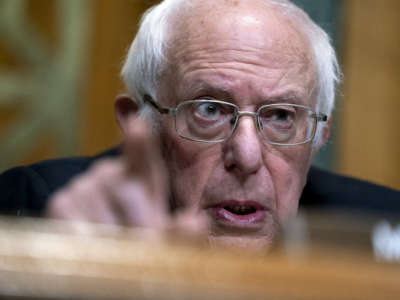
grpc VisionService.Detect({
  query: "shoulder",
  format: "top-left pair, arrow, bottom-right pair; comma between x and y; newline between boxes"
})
27,147 -> 120,191
0,147 -> 120,216
301,167 -> 400,214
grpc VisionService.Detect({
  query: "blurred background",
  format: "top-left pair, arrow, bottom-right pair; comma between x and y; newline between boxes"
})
0,0 -> 399,191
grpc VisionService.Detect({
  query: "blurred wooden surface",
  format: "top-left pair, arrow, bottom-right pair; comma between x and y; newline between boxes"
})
0,216 -> 399,300
338,0 -> 400,190
80,0 -> 159,155
0,0 -> 158,169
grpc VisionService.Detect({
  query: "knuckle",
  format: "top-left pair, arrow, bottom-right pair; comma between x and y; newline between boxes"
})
89,158 -> 119,173
46,189 -> 72,218
67,174 -> 96,195
88,158 -> 124,182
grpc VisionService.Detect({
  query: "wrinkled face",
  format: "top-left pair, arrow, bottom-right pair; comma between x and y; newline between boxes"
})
158,1 -> 318,249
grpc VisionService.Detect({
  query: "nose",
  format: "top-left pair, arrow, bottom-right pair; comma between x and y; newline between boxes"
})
223,113 -> 263,178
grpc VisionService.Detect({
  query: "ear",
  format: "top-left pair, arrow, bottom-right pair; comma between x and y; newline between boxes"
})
114,94 -> 140,135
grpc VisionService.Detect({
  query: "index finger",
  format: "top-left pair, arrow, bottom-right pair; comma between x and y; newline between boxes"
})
122,115 -> 169,207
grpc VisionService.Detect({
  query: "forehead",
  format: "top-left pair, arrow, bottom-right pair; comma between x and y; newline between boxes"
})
161,0 -> 316,105
169,0 -> 311,58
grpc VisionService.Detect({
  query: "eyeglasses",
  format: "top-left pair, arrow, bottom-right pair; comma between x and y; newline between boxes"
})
144,95 -> 327,146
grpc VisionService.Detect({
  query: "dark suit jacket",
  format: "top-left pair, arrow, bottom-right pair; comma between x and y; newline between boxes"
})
1,148 -> 399,216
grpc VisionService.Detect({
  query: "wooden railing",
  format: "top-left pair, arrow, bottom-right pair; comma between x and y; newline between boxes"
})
0,214 -> 399,299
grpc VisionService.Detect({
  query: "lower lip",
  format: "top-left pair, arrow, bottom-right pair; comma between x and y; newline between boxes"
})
208,207 -> 268,228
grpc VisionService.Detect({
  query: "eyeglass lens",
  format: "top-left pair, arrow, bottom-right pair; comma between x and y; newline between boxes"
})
175,100 -> 315,144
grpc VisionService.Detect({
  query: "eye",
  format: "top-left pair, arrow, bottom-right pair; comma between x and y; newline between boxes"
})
259,107 -> 296,128
270,109 -> 294,122
194,102 -> 222,120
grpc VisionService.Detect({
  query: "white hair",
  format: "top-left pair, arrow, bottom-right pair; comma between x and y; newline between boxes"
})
121,0 -> 341,144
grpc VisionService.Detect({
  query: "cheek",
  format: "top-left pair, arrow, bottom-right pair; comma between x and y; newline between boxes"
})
267,144 -> 312,220
161,122 -> 222,208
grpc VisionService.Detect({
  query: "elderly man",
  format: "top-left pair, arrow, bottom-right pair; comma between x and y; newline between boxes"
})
1,0 -> 399,249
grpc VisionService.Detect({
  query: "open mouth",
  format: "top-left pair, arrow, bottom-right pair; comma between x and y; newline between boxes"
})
224,205 -> 257,215
207,201 -> 267,227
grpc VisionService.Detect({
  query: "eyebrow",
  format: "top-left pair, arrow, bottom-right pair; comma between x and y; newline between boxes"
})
183,81 -> 232,101
182,81 -> 307,105
262,92 -> 304,105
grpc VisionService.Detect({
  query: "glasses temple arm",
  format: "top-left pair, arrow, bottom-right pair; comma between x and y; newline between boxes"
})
311,112 -> 328,122
143,95 -> 174,114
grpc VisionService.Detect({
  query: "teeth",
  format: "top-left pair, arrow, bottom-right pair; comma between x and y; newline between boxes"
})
225,205 -> 255,215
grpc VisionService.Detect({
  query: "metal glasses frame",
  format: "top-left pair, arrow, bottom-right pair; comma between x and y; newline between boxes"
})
143,95 -> 327,146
